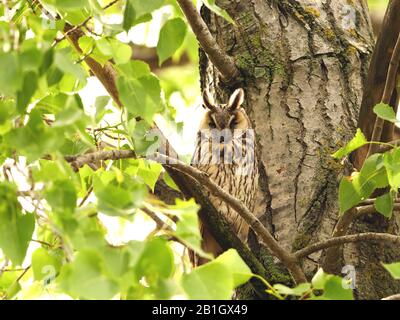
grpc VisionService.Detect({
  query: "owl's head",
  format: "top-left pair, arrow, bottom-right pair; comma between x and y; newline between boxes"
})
199,88 -> 251,132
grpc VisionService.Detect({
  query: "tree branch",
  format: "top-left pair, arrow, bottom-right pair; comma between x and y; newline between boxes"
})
62,149 -> 306,284
65,149 -> 135,171
176,0 -> 239,82
323,202 -> 400,273
295,232 -> 400,259
354,0 -> 400,169
367,32 -> 400,158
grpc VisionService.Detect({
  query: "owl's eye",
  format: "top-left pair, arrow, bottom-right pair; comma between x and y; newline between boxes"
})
208,121 -> 217,129
229,119 -> 238,129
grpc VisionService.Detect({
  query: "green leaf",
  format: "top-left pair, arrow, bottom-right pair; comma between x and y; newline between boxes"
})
157,18 -> 187,65
339,177 -> 361,214
0,272 -> 21,299
45,180 -> 77,214
122,0 -> 165,30
383,148 -> 400,189
36,93 -> 81,114
332,129 -> 368,159
215,249 -> 252,287
273,283 -> 311,296
43,0 -> 89,10
96,38 -> 132,65
32,248 -> 62,281
0,182 -> 35,266
6,110 -> 63,162
93,172 -> 147,216
203,0 -> 235,24
17,72 -> 38,114
339,154 -> 388,214
319,276 -> 353,300
123,0 -> 135,32
163,171 -> 180,192
182,262 -> 232,300
95,96 -> 110,122
117,75 -> 164,123
0,99 -> 17,135
181,249 -> 251,299
135,237 -> 174,283
311,269 -> 353,300
311,268 -> 331,290
374,192 -> 394,218
373,103 -> 398,123
54,49 -> 87,81
0,52 -> 22,96
383,262 -> 400,279
137,160 -> 163,192
59,249 -> 119,300
116,60 -> 151,79
169,199 -> 210,259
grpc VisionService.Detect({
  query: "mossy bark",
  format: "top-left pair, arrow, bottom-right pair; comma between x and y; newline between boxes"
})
198,0 -> 400,299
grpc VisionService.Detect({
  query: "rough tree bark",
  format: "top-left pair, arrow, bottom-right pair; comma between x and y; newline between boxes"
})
199,0 -> 400,299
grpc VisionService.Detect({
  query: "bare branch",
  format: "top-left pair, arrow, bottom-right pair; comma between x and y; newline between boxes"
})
296,232 -> 400,260
354,0 -> 400,169
366,32 -> 400,157
323,202 -> 400,273
64,149 -> 135,171
322,208 -> 357,273
176,0 -> 239,82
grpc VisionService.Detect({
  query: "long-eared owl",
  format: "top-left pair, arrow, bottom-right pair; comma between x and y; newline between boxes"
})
191,88 -> 259,264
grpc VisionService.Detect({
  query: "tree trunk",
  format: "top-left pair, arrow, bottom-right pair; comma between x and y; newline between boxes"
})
199,0 -> 400,299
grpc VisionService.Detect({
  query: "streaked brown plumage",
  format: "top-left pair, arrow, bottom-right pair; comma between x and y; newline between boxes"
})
191,88 -> 258,265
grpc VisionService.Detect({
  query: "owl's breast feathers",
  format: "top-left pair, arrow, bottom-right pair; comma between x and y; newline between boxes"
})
191,132 -> 259,243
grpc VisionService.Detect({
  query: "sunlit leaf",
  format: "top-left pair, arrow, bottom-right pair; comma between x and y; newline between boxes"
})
0,182 -> 35,266
59,249 -> 119,300
182,249 -> 252,299
383,262 -> 400,280
157,18 -> 187,65
332,129 -> 368,159
374,192 -> 394,218
203,0 -> 235,24
339,154 -> 388,214
374,103 -> 398,123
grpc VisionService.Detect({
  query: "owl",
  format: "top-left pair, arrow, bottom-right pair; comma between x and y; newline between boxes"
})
191,88 -> 259,265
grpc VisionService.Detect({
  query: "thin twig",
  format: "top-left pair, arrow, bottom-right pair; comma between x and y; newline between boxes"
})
176,0 -> 239,81
295,233 -> 400,259
51,0 -> 121,46
141,207 -> 173,232
78,185 -> 93,207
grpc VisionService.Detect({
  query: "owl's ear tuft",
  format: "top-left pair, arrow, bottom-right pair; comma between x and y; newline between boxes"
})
228,88 -> 245,111
203,89 -> 217,112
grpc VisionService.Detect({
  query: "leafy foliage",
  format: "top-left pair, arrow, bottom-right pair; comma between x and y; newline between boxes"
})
0,0 -> 256,300
267,269 -> 354,300
334,109 -> 400,217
